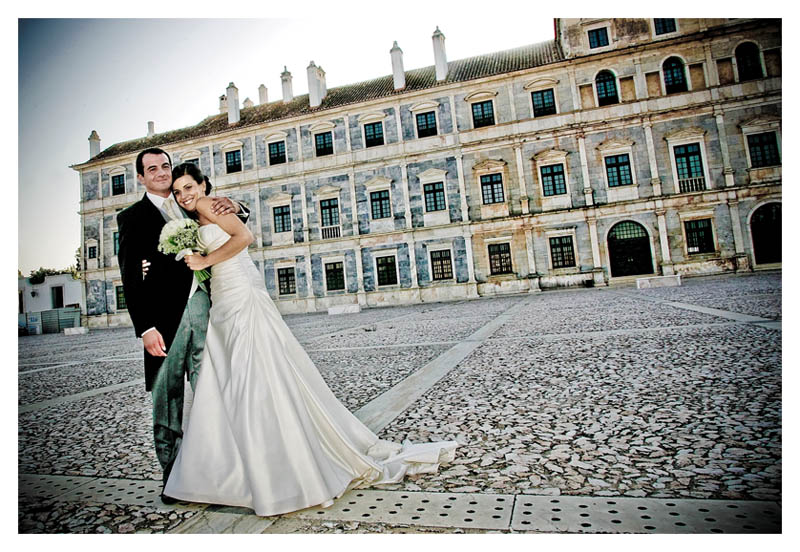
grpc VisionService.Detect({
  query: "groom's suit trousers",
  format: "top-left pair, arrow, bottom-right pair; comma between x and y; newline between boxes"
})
151,288 -> 210,484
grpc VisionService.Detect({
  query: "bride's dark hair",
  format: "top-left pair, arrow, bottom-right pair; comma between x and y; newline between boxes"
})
172,162 -> 213,195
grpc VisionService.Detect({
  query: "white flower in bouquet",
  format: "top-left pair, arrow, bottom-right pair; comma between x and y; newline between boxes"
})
157,219 -> 210,283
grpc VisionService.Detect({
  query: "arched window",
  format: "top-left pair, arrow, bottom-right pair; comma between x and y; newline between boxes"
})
595,71 -> 619,106
662,57 -> 688,94
736,42 -> 764,81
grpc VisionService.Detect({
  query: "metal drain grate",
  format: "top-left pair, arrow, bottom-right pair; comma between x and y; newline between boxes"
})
19,474 -> 95,501
51,477 -> 201,510
288,489 -> 514,530
511,496 -> 781,533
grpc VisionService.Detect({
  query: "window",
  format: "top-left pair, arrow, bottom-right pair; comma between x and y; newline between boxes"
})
684,219 -> 715,254
273,205 -> 292,233
424,182 -> 446,212
113,231 -> 120,255
605,154 -> 633,187
315,131 -> 333,156
588,28 -> 609,49
736,42 -> 763,81
111,174 -> 125,196
541,164 -> 567,196
471,100 -> 495,128
51,286 -> 64,309
488,243 -> 513,275
225,149 -> 242,173
184,158 -> 200,166
88,246 -> 97,259
268,141 -> 286,165
416,111 -> 437,137
549,236 -> 576,269
654,19 -> 676,35
320,198 -> 339,227
531,89 -> 556,117
325,262 -> 345,291
364,122 -> 384,148
673,143 -> 706,192
663,57 -> 688,94
370,190 -> 391,219
480,174 -> 505,204
376,255 -> 398,286
277,267 -> 296,295
115,286 -> 126,310
430,250 -> 453,281
596,71 -> 619,106
747,132 -> 781,168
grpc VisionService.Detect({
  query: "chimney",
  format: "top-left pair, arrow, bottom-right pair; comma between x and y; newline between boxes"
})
390,41 -> 406,90
258,84 -> 268,104
243,97 -> 254,108
307,61 -> 326,108
219,94 -> 228,114
281,66 -> 293,103
432,26 -> 448,81
147,121 -> 155,138
226,82 -> 240,124
88,130 -> 101,158
318,65 -> 327,98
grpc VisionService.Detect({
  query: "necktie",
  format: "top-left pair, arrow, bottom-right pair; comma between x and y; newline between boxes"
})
163,196 -> 184,221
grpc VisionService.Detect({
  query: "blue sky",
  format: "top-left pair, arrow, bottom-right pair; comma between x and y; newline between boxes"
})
17,14 -> 554,275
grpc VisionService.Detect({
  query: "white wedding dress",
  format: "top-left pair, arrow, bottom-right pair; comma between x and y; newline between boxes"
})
164,224 -> 457,517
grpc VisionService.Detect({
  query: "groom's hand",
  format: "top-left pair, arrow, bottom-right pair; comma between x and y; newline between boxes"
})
210,196 -> 239,216
143,329 -> 168,357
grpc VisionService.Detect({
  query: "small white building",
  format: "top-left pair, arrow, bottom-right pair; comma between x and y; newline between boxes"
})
19,273 -> 84,334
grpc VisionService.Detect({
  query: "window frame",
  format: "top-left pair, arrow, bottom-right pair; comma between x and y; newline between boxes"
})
409,101 -> 441,139
524,77 -> 560,119
545,229 -> 578,271
662,56 -> 690,95
415,111 -> 438,138
487,241 -> 513,276
665,128 -> 712,194
375,253 -> 399,287
429,247 -> 455,281
417,168 -> 451,226
323,259 -> 346,292
746,131 -> 781,169
594,69 -> 620,107
423,181 -> 447,213
588,27 -> 610,49
272,204 -> 292,234
319,197 -> 340,228
268,140 -> 287,165
115,285 -> 127,310
276,265 -> 297,295
363,121 -> 385,148
734,41 -> 765,82
652,18 -> 679,38
113,231 -> 120,256
479,173 -> 505,205
314,130 -> 334,157
224,148 -> 242,174
679,212 -> 718,256
111,173 -> 126,196
540,163 -> 568,197
370,189 -> 392,220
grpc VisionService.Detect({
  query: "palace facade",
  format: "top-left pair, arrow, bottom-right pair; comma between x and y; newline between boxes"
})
71,18 -> 782,327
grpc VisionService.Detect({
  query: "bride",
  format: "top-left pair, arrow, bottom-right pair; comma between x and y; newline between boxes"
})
163,163 -> 457,517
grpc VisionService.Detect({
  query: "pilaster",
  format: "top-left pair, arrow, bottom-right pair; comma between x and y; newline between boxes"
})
655,207 -> 675,275
643,119 -> 663,196
513,143 -> 530,214
455,152 -> 470,222
577,133 -> 594,206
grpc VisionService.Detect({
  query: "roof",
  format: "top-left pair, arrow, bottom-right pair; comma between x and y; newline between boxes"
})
86,39 -> 563,164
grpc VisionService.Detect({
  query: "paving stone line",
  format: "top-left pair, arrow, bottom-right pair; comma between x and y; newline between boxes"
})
18,378 -> 146,414
609,289 -> 773,323
354,295 -> 533,433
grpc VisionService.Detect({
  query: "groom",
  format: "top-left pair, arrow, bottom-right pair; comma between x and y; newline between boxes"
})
117,147 -> 249,503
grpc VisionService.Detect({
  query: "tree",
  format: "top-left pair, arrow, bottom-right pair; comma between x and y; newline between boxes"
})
27,266 -> 77,284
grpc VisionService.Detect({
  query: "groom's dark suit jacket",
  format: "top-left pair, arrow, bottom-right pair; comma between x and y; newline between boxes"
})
117,194 -> 248,391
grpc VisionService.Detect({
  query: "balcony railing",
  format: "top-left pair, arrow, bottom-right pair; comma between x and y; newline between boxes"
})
678,176 -> 706,193
321,225 -> 341,240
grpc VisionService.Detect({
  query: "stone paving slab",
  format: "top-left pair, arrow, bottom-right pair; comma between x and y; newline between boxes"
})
18,360 -> 143,406
376,323 -> 781,501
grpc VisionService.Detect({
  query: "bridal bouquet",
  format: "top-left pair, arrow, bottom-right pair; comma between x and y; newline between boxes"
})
157,219 -> 211,283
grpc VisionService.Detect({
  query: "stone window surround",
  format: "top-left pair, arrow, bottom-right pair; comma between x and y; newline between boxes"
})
484,235 -> 514,276
322,254 -> 348,293
664,127 -> 712,193
179,149 -> 203,164
678,210 -> 719,256
428,244 -> 455,282
658,54 -> 693,95
591,67 -> 621,107
221,140 -> 244,173
267,192 -> 294,238
409,100 -> 441,139
533,148 -> 573,210
363,176 -> 394,221
739,116 -> 781,170
86,238 -> 99,270
114,282 -> 127,311
274,261 -> 297,296
315,185 -> 343,231
418,167 -> 451,227
523,77 -> 560,119
582,20 -> 614,53
310,121 -> 336,157
650,18 -> 680,39
544,226 -> 579,271
109,166 -> 127,196
264,131 -> 289,166
602,219 -> 658,277
732,40 -> 767,83
473,159 -> 510,219
373,249 -> 400,288
464,89 -> 498,129
358,112 -> 387,149
746,199 -> 782,267
597,138 -> 639,202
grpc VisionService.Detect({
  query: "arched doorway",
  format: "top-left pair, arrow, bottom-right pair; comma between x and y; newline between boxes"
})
750,202 -> 781,265
608,221 -> 654,277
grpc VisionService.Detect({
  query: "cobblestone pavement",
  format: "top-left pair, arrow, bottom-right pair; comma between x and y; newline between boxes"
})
18,271 -> 781,533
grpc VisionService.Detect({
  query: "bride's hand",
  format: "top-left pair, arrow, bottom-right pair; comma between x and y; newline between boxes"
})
184,253 -> 210,271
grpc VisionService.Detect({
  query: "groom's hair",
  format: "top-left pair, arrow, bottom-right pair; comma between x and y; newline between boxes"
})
172,162 -> 213,195
136,148 -> 172,176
